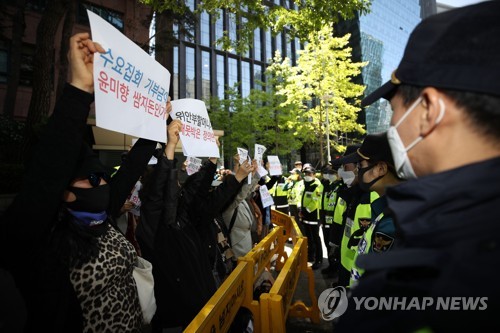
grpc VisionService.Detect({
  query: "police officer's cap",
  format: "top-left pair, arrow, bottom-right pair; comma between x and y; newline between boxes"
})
362,1 -> 500,107
357,132 -> 395,167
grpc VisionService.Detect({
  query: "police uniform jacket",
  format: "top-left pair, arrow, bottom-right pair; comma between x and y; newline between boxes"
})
336,157 -> 500,333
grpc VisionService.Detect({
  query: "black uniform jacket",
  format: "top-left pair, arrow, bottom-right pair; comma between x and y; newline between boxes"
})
336,157 -> 500,333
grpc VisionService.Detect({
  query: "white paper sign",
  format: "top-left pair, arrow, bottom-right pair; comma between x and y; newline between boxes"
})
267,155 -> 283,176
259,185 -> 274,208
170,99 -> 219,157
186,156 -> 202,175
254,144 -> 266,162
88,11 -> 170,143
237,147 -> 249,164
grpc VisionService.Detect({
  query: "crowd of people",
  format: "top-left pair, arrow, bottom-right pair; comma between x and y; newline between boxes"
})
1,2 -> 499,332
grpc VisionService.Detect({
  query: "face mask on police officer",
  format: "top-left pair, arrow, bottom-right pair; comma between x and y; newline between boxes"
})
338,166 -> 356,187
303,175 -> 314,182
387,97 -> 445,179
323,174 -> 337,182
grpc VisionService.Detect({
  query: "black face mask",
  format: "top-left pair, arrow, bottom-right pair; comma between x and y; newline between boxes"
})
66,184 -> 110,213
358,164 -> 384,193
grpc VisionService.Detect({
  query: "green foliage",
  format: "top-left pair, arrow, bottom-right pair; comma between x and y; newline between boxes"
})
266,24 -> 367,153
143,0 -> 371,53
207,81 -> 303,162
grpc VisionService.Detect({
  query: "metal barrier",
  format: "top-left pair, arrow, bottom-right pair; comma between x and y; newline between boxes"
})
184,210 -> 319,332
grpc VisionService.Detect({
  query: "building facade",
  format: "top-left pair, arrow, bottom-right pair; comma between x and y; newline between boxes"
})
337,0 -> 436,134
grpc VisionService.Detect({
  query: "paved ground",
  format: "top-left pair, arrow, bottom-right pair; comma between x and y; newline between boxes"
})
284,232 -> 338,332
285,260 -> 338,332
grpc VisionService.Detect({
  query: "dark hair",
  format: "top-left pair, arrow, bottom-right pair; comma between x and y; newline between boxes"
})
397,84 -> 500,142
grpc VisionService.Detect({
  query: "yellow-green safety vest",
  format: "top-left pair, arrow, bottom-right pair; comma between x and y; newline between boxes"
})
340,191 -> 379,273
285,180 -> 303,207
322,182 -> 341,225
301,179 -> 323,219
349,211 -> 384,286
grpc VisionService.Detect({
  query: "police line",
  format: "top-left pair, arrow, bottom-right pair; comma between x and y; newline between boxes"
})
184,210 -> 320,332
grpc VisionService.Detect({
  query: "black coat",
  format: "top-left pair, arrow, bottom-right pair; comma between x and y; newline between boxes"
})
0,84 -> 157,332
138,159 -> 243,329
336,158 -> 500,333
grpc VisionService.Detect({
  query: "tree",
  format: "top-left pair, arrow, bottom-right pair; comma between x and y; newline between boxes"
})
207,79 -> 302,168
198,0 -> 371,53
1,0 -> 26,119
20,0 -> 69,161
266,24 -> 367,165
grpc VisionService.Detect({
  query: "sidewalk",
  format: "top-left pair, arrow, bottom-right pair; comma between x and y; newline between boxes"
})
284,231 -> 338,332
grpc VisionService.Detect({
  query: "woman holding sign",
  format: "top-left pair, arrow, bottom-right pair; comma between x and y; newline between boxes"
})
0,33 -> 158,332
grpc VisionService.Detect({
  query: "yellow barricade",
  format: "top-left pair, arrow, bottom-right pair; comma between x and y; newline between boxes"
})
184,262 -> 249,333
185,210 -> 319,332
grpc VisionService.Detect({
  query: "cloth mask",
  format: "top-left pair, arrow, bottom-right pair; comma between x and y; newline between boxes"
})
66,184 -> 110,213
358,164 -> 384,192
303,176 -> 314,182
338,168 -> 356,187
387,97 -> 445,179
323,174 -> 337,182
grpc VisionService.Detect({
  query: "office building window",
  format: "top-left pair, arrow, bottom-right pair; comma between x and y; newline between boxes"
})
201,51 -> 211,99
186,47 -> 195,98
254,28 -> 262,62
215,10 -> 224,50
228,13 -> 237,54
228,57 -> 238,90
183,0 -> 196,42
254,64 -> 263,91
276,32 -> 282,57
201,12 -> 210,46
241,61 -> 250,98
77,2 -> 124,31
0,42 -> 7,83
216,54 -> 225,99
266,29 -> 273,61
173,46 -> 179,99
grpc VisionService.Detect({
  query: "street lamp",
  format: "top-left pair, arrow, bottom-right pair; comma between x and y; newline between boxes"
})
323,94 -> 333,162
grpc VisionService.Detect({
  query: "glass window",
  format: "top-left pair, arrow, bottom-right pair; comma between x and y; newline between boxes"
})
173,46 -> 179,99
0,42 -> 7,83
201,51 -> 211,99
241,61 -> 250,98
186,47 -> 195,98
228,13 -> 237,54
216,54 -> 225,99
201,12 -> 210,46
286,36 -> 292,60
266,29 -> 273,62
253,64 -> 263,91
228,57 -> 238,90
184,0 -> 196,42
78,2 -> 124,31
253,28 -> 261,62
276,32 -> 282,57
215,10 -> 224,50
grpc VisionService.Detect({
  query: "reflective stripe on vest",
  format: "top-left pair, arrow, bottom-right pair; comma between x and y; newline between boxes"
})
349,211 -> 384,286
340,191 -> 379,271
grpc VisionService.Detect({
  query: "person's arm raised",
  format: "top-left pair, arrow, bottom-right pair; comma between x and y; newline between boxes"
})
68,32 -> 105,93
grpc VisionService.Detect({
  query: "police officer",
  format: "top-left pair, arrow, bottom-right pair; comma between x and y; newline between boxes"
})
348,133 -> 403,287
334,145 -> 378,287
298,165 -> 324,269
319,164 -> 342,276
337,3 -> 500,332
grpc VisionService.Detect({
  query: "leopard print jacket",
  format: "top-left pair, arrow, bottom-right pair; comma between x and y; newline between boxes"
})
69,224 -> 143,332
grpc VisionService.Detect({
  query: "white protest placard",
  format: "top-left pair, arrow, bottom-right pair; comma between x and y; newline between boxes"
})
259,185 -> 274,208
170,99 -> 219,157
237,147 -> 249,164
267,155 -> 283,176
254,144 -> 266,162
186,156 -> 202,175
88,11 -> 170,143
